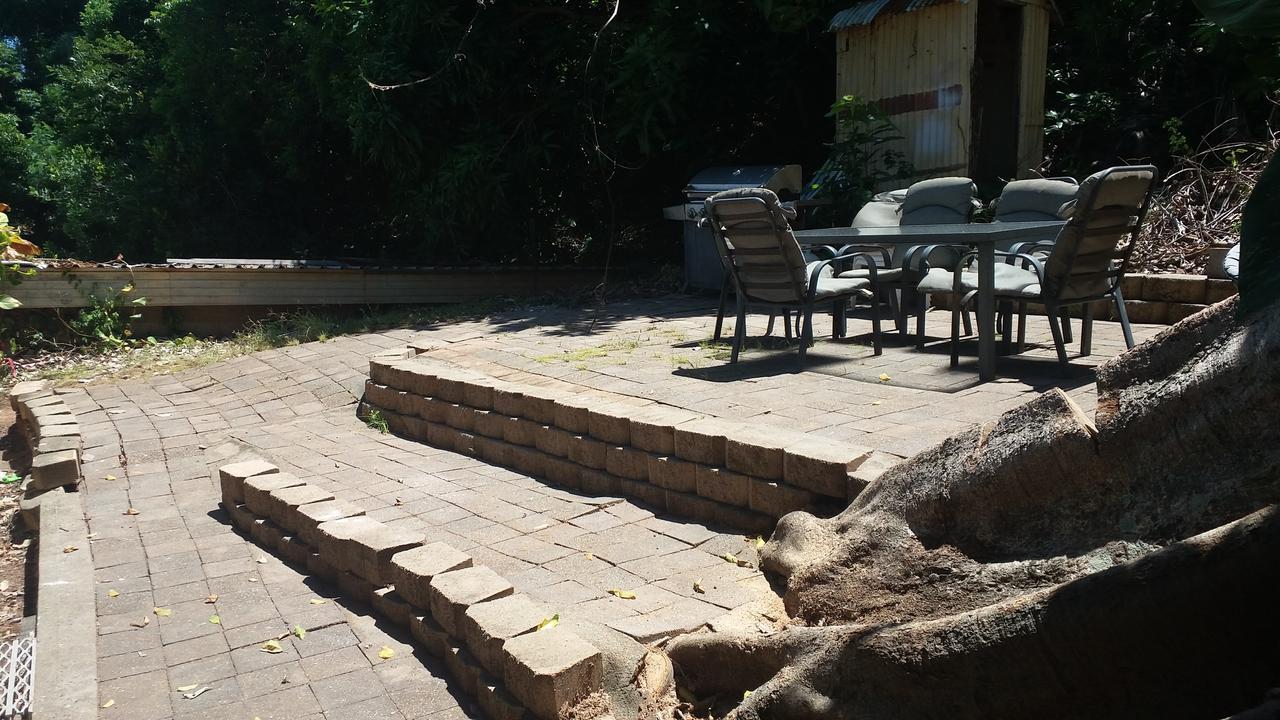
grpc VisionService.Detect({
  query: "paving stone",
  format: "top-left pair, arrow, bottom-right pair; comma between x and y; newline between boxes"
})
296,500 -> 366,546
566,435 -> 606,470
461,593 -> 553,676
28,449 -> 80,492
308,667 -> 384,713
9,379 -> 50,410
502,417 -> 540,447
389,542 -> 475,610
501,629 -> 602,720
278,535 -> 313,566
783,437 -> 872,498
604,600 -> 719,643
604,446 -> 650,482
337,569 -> 379,605
428,566 -> 515,636
462,378 -> 497,410
521,386 -> 567,425
513,446 -> 551,478
343,521 -> 424,585
372,587 -> 414,628
267,483 -> 336,529
629,406 -> 701,455
647,456 -> 696,493
35,434 -> 81,455
533,425 -> 571,457
442,638 -> 483,695
616,478 -> 666,510
313,515 -> 387,566
694,465 -> 750,506
577,469 -> 619,497
543,457 -> 583,490
474,410 -> 507,439
846,449 -> 904,499
749,478 -> 815,518
673,417 -> 737,465
243,472 -> 306,516
493,384 -> 529,418
552,396 -> 593,434
586,404 -> 632,445
477,674 -> 530,720
409,612 -> 450,658
725,427 -> 800,480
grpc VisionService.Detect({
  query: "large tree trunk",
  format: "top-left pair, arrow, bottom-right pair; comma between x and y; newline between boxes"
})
667,297 -> 1280,719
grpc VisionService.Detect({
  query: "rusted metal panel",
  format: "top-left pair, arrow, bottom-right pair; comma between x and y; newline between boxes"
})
829,0 -> 965,30
834,1 -> 977,182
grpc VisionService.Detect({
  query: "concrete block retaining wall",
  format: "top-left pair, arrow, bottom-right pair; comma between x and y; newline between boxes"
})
9,379 -> 97,719
219,460 -> 602,720
359,349 -> 900,534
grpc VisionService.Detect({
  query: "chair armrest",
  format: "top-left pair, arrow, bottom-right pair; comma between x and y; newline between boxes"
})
835,244 -> 893,267
903,243 -> 970,272
1007,239 -> 1055,258
807,251 -> 880,294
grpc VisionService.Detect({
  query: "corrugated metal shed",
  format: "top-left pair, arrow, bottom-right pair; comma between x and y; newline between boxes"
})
830,0 -> 1051,184
829,0 -> 964,30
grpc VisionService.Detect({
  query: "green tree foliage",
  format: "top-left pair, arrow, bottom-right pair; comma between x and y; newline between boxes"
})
0,0 -> 1276,266
0,0 -> 846,264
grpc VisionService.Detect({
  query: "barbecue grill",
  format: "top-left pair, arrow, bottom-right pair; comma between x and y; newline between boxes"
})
663,164 -> 803,289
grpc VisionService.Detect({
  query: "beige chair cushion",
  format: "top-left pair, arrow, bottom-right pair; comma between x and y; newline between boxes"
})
814,275 -> 871,300
899,177 -> 979,225
916,265 -> 1041,298
994,179 -> 1079,222
705,187 -> 808,303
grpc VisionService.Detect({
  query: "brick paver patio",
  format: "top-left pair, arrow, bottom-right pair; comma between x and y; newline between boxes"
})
59,296 -> 1160,719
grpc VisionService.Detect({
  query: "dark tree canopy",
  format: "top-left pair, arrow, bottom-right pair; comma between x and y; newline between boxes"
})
0,0 -> 1275,265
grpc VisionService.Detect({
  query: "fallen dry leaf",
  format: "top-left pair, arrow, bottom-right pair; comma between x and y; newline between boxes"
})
878,373 -> 892,383
722,553 -> 739,564
153,607 -> 172,617
608,589 -> 637,600
105,474 -> 117,481
753,536 -> 765,549
101,699 -> 115,709
292,625 -> 305,640
260,639 -> 283,654
584,553 -> 595,561
693,580 -> 705,594
130,617 -> 150,628
62,545 -> 78,553
107,589 -> 120,598
123,508 -> 140,516
377,646 -> 394,660
536,614 -> 560,631
176,684 -> 199,692
204,594 -> 218,604
308,599 -> 326,605
255,557 -> 268,564
182,686 -> 212,700
208,615 -> 221,625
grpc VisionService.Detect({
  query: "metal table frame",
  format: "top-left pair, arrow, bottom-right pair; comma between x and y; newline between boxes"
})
794,221 -> 1065,381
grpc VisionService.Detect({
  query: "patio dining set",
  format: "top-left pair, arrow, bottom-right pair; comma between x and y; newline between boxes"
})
701,165 -> 1159,381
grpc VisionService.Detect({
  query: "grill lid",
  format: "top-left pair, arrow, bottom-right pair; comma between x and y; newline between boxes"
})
684,164 -> 802,195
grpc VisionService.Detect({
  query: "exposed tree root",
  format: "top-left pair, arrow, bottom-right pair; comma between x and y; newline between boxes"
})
668,297 -> 1280,717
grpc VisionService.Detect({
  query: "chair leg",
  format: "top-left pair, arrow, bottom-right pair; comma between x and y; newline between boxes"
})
961,305 -> 973,337
1113,289 -> 1136,349
731,296 -> 747,364
782,309 -> 792,340
714,273 -> 729,342
1060,308 -> 1073,344
915,294 -> 928,349
832,300 -> 846,340
950,293 -> 961,368
1045,303 -> 1070,372
799,301 -> 814,361
886,289 -> 902,334
764,313 -> 776,338
870,292 -> 883,356
1016,302 -> 1028,352
999,300 -> 1013,354
899,288 -> 913,339
1081,303 -> 1094,356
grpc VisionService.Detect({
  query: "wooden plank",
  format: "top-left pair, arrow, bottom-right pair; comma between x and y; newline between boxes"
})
8,267 -> 599,309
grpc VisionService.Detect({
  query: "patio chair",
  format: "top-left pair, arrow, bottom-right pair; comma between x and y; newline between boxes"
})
916,165 -> 1158,371
830,178 -> 982,343
701,187 -> 885,363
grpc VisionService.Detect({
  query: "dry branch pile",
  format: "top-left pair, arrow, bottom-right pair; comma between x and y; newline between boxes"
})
1131,130 -> 1277,273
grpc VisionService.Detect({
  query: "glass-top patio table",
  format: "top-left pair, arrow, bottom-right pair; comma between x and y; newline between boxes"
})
794,221 -> 1065,382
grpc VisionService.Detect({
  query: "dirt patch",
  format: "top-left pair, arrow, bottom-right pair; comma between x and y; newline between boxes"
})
0,403 -> 33,640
